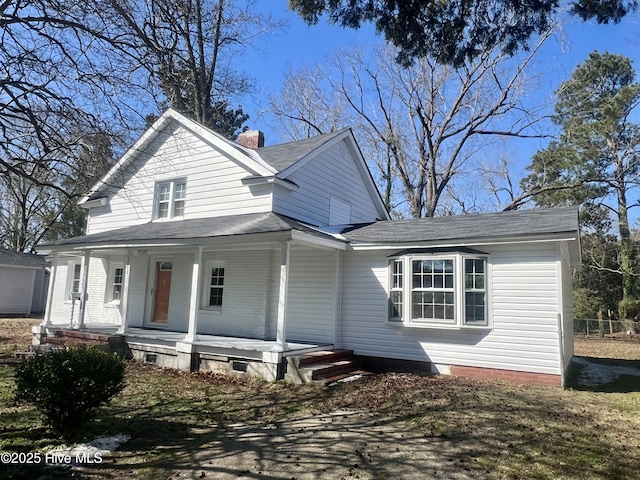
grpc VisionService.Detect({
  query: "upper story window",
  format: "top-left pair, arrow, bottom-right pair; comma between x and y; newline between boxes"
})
388,251 -> 489,329
155,179 -> 186,220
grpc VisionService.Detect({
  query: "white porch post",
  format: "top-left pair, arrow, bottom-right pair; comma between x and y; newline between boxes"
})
185,246 -> 204,342
42,253 -> 58,327
117,249 -> 132,334
77,250 -> 91,329
276,239 -> 292,349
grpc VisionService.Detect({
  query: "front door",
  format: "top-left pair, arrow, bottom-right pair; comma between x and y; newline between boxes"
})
152,261 -> 172,324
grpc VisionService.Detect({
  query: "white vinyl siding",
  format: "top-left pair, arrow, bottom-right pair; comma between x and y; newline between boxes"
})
341,243 -> 563,376
86,123 -> 272,235
0,266 -> 35,315
285,246 -> 337,344
273,139 -> 380,226
329,196 -> 352,225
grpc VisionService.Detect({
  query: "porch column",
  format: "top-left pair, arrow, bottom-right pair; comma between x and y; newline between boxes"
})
276,239 -> 292,349
185,246 -> 204,343
77,250 -> 91,329
117,250 -> 132,334
42,253 -> 58,327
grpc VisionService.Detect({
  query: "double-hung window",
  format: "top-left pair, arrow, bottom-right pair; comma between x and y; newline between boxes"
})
105,263 -> 125,304
201,261 -> 225,310
388,252 -> 489,328
66,261 -> 82,301
155,179 -> 186,220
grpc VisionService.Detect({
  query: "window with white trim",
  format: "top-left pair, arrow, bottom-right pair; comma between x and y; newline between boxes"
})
155,179 -> 186,220
388,252 -> 489,328
105,263 -> 125,304
66,261 -> 82,300
201,261 -> 225,310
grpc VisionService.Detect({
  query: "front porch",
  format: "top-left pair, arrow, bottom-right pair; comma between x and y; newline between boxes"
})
34,324 -> 336,381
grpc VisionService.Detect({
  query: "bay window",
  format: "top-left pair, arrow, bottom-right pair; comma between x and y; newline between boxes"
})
388,252 -> 489,328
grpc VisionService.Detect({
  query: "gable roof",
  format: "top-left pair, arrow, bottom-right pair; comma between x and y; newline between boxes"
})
81,109 -> 276,203
256,129 -> 349,172
41,212 -> 344,249
344,207 -> 580,245
0,248 -> 49,268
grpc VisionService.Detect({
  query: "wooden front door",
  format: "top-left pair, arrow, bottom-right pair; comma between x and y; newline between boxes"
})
152,261 -> 172,324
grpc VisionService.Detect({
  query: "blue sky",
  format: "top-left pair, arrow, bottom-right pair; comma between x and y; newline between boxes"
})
239,2 -> 640,147
234,3 -> 640,217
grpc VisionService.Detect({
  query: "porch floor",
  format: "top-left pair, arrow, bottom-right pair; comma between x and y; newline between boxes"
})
46,324 -> 330,355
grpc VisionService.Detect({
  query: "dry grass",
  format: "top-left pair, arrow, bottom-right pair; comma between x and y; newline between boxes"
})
1,321 -> 639,480
574,335 -> 640,360
0,318 -> 41,358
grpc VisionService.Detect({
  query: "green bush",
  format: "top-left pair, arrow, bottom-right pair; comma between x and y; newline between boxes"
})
14,346 -> 125,438
618,298 -> 640,329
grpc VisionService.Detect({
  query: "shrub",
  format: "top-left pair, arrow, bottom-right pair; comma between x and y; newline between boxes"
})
14,346 -> 125,438
618,298 -> 640,331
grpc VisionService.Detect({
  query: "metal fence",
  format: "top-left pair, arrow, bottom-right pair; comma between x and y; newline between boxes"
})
574,318 -> 639,336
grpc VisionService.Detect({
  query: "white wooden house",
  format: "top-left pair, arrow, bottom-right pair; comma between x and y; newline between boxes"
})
35,109 -> 580,386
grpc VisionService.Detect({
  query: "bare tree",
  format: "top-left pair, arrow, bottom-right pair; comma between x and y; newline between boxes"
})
100,0 -> 284,135
270,31 -> 554,218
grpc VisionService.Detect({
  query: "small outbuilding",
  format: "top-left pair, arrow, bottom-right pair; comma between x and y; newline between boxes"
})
0,248 -> 49,316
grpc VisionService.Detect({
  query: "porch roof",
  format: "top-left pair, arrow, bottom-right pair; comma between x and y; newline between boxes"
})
40,212 -> 346,249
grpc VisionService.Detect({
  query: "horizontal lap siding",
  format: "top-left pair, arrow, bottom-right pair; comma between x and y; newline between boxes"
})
285,246 -> 337,344
273,140 -> 380,226
87,123 -> 271,235
0,267 -> 34,315
340,244 -> 562,375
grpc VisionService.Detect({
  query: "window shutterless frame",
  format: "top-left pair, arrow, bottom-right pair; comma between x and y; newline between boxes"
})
387,253 -> 490,329
154,179 -> 187,220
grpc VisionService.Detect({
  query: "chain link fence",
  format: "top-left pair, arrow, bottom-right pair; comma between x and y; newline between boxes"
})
574,318 -> 640,336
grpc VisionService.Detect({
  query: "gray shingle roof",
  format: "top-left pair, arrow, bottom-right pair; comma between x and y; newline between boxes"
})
41,212 -> 343,248
343,207 -> 579,244
0,248 -> 49,267
256,129 -> 349,172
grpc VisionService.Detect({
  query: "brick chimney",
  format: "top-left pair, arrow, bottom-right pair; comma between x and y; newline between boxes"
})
236,130 -> 265,149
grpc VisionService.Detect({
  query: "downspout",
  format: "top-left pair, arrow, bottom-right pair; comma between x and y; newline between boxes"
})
557,312 -> 565,388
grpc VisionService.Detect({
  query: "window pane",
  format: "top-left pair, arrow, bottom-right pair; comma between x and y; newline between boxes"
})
72,264 -> 81,293
174,182 -> 186,199
209,287 -> 223,306
434,275 -> 443,288
445,274 -> 453,289
114,268 -> 123,284
389,291 -> 403,319
173,200 -> 185,217
444,260 -> 454,273
159,184 -> 170,201
158,202 -> 169,218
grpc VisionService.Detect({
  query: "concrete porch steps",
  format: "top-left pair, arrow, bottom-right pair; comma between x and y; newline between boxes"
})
287,349 -> 369,384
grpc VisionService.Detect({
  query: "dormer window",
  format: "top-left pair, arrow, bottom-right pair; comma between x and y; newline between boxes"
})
155,179 -> 186,220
